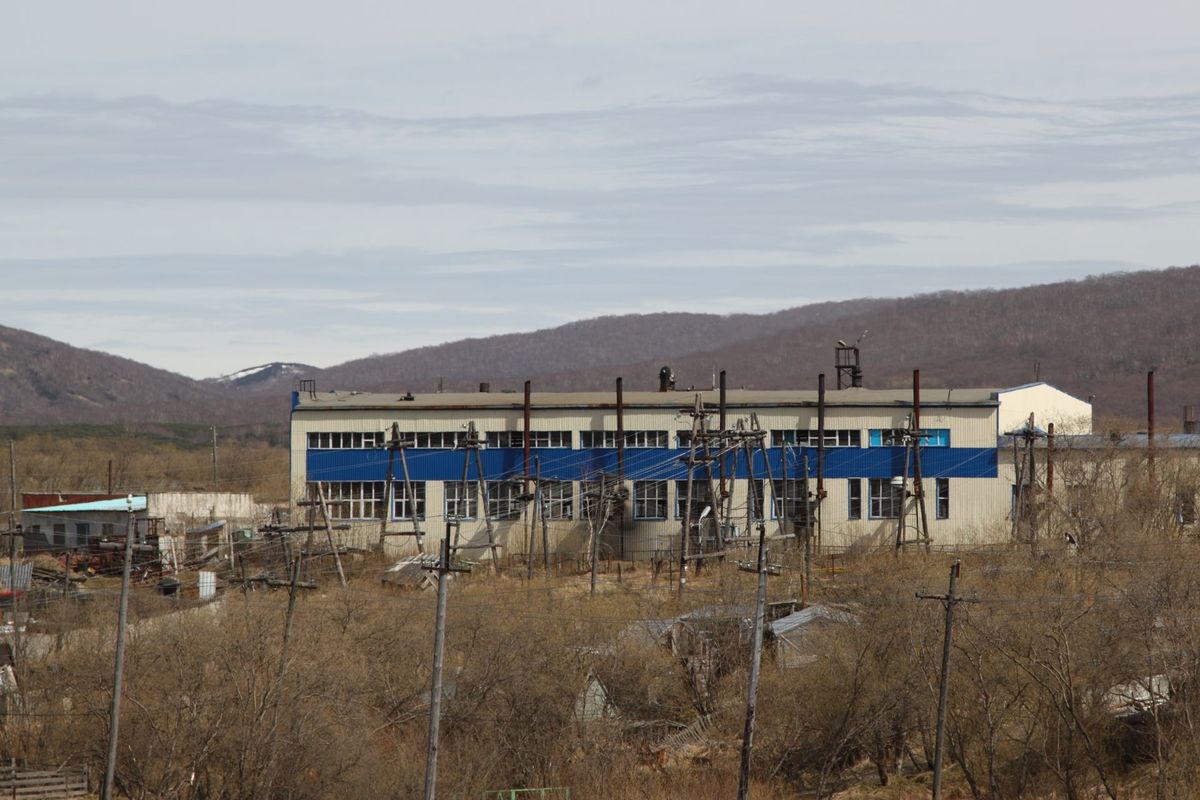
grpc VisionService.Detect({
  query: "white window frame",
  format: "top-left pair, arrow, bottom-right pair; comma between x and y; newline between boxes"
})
541,480 -> 574,520
771,429 -> 862,448
486,431 -> 572,448
674,480 -> 713,520
391,481 -> 427,520
770,479 -> 809,522
869,478 -> 903,519
444,481 -> 479,519
633,479 -> 668,519
414,432 -> 465,449
486,480 -> 523,520
581,430 -> 669,448
307,431 -> 385,449
314,481 -> 384,520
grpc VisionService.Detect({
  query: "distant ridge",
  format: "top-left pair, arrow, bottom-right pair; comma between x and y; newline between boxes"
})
1,265 -> 1197,426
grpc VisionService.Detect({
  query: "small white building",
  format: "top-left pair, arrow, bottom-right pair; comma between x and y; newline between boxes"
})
21,491 -> 269,557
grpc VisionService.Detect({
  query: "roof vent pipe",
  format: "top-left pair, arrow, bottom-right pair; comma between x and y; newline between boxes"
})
479,382 -> 490,393
658,366 -> 675,393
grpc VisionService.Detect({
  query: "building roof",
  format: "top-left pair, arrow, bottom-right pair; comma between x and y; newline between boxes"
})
770,604 -> 857,636
293,386 -> 1007,412
24,496 -> 147,514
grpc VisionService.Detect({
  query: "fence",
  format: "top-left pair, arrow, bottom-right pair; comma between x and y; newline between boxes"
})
0,761 -> 88,799
481,789 -> 570,800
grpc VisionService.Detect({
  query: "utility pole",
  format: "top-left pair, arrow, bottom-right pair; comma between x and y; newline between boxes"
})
7,439 -> 22,682
211,426 -> 218,486
423,527 -> 470,800
101,495 -> 137,800
315,483 -> 348,588
917,561 -> 979,800
736,431 -> 770,800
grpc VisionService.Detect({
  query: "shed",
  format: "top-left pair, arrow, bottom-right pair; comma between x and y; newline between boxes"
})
770,604 -> 857,669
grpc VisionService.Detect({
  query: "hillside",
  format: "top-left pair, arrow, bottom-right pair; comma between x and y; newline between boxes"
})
2,265 -> 1198,426
303,265 -> 1200,422
0,325 -> 227,425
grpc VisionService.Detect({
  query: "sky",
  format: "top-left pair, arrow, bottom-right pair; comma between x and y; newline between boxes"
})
2,1 -> 1199,378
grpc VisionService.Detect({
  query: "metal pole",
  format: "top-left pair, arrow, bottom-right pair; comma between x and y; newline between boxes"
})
423,529 -> 451,800
211,426 -> 218,486
101,496 -> 136,800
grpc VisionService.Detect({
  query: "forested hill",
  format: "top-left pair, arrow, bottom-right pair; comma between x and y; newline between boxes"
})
2,265 -> 1198,426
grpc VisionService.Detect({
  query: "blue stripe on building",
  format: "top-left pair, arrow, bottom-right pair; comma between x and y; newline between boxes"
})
305,446 -> 998,483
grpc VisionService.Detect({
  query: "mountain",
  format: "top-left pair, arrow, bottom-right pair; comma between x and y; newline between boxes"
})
1,265 -> 1198,428
0,325 -> 226,425
301,265 -> 1200,423
207,362 -> 317,391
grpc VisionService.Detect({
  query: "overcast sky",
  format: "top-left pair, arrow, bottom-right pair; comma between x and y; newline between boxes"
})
3,2 -> 1198,378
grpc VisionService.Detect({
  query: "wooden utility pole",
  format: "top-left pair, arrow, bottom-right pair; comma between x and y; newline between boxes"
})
101,496 -> 137,800
736,430 -> 771,800
917,560 -> 979,800
816,372 -> 826,554
315,483 -> 348,588
7,439 -> 22,680
210,426 -> 218,486
678,395 -> 703,596
423,527 -> 469,800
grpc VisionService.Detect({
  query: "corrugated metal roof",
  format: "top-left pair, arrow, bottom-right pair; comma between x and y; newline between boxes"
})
24,496 -> 147,513
293,387 -> 1004,412
770,604 -> 857,635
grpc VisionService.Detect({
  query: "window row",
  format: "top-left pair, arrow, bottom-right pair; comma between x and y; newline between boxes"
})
638,477 -> 950,521
311,480 -> 575,521
307,427 -> 953,450
309,477 -> 952,522
307,431 -> 386,449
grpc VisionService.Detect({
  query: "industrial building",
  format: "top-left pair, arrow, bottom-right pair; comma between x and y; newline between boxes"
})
289,376 -> 1092,559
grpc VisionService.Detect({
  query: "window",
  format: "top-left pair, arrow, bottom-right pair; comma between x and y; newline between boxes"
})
486,480 -> 524,520
634,480 -> 668,519
771,479 -> 809,523
29,524 -> 40,537
675,480 -> 713,520
101,523 -> 114,538
307,431 -> 385,449
848,479 -> 862,520
444,482 -> 479,519
53,523 -> 66,547
869,478 -> 904,519
318,481 -> 384,519
414,432 -> 465,449
868,429 -> 950,447
581,430 -> 668,448
747,479 -> 766,521
486,431 -> 572,448
76,523 -> 90,542
772,430 -> 862,448
392,482 -> 427,520
936,478 -> 950,519
540,480 -> 574,520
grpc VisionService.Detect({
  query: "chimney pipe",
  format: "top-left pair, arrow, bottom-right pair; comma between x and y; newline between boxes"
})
479,382 -> 490,393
